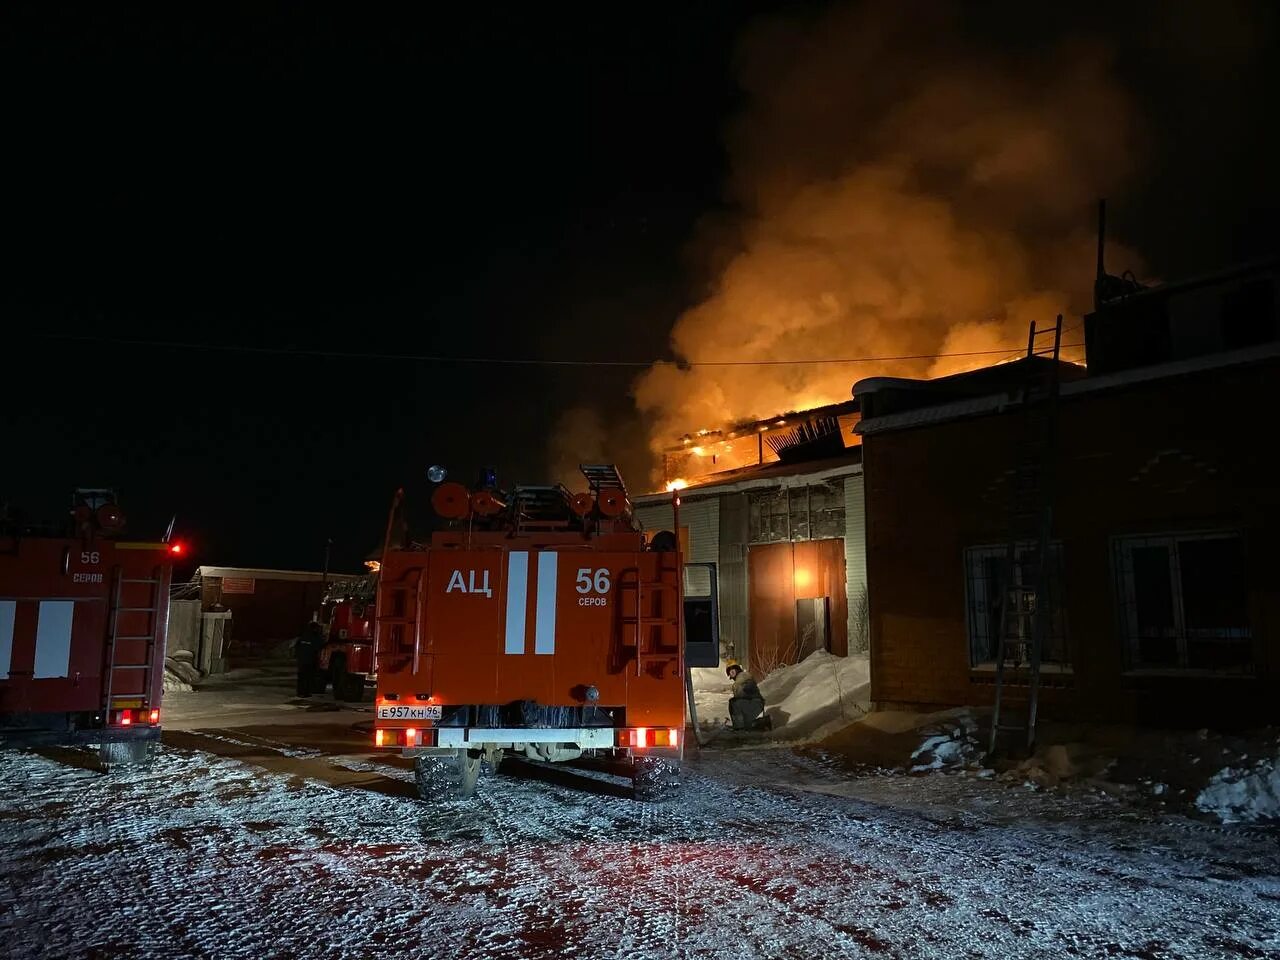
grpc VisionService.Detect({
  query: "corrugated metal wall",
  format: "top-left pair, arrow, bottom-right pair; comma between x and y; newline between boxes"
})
844,473 -> 869,652
718,493 -> 749,663
633,497 -> 719,563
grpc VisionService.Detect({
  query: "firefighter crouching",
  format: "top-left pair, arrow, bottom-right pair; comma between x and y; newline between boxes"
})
726,660 -> 769,731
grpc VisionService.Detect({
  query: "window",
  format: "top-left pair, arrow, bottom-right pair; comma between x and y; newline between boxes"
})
1112,532 -> 1251,673
964,542 -> 1069,667
748,480 -> 845,544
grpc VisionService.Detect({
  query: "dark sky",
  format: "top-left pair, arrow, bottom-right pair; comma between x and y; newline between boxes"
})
2,2 -> 1277,573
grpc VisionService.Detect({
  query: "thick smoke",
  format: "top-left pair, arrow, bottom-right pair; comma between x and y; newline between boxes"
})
633,1 -> 1141,459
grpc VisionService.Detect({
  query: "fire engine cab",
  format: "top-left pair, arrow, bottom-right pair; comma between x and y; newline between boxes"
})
371,465 -> 719,801
0,490 -> 178,764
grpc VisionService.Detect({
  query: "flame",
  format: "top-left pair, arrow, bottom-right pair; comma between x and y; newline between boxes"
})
690,446 -> 707,457
364,560 -> 381,572
666,479 -> 689,492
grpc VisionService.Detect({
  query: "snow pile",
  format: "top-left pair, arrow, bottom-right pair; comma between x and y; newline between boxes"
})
761,650 -> 870,740
689,665 -> 733,727
909,713 -> 983,772
1195,752 -> 1280,823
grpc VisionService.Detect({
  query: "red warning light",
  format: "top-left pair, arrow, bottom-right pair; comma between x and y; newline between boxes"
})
169,542 -> 184,555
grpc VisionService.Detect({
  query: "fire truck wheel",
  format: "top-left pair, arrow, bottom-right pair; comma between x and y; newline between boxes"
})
414,750 -> 482,801
99,740 -> 151,768
337,670 -> 365,703
632,756 -> 682,802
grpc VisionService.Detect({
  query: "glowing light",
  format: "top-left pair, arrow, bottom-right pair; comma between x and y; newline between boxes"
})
148,709 -> 159,724
374,729 -> 386,747
634,727 -> 649,749
120,713 -> 132,726
669,728 -> 680,748
794,567 -> 813,590
665,479 -> 688,492
364,560 -> 381,572
405,727 -> 417,742
169,542 -> 184,555
690,446 -> 706,457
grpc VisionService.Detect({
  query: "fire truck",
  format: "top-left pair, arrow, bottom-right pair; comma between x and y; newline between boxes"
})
371,465 -> 719,801
298,573 -> 377,701
0,490 -> 180,764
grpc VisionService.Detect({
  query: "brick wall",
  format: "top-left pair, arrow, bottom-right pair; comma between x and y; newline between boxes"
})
864,357 -> 1280,728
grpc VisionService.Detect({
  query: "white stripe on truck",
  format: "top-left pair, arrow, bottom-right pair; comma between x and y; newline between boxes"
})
504,551 -> 529,655
33,600 -> 75,679
0,601 -> 15,680
534,551 -> 558,655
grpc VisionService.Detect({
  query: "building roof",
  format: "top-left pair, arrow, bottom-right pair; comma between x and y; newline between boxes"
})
196,566 -> 362,582
634,448 -> 862,505
855,340 -> 1280,437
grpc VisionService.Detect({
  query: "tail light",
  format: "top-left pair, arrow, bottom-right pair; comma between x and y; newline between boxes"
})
119,711 -> 132,726
623,727 -> 681,749
373,727 -> 428,747
149,709 -> 160,724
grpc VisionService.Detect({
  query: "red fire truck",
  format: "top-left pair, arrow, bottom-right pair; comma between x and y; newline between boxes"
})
298,574 -> 377,701
371,465 -> 719,801
0,490 -> 180,764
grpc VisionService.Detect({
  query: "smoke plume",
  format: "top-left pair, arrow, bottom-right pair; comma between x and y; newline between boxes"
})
634,1 -> 1141,462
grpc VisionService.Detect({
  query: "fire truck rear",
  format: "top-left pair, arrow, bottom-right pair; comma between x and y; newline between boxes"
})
372,465 -> 719,801
0,490 -> 179,764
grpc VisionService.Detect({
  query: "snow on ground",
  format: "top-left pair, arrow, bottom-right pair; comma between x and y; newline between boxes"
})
691,652 -> 871,741
760,650 -> 870,739
1198,749 -> 1280,824
2,743 -> 1279,959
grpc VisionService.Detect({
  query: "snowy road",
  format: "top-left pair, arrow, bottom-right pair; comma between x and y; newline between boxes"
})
2,738 -> 1279,960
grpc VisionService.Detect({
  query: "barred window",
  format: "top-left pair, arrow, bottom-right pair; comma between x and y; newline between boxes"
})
1112,532 -> 1251,673
964,542 -> 1069,667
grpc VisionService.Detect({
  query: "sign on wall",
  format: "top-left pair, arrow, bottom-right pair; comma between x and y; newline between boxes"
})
221,577 -> 256,595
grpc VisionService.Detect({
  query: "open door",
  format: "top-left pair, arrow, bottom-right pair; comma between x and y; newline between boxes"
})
682,562 -> 720,668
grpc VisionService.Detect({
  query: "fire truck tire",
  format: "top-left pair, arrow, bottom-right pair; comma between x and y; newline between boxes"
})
336,670 -> 364,703
99,740 -> 151,767
632,756 -> 681,802
414,750 -> 482,802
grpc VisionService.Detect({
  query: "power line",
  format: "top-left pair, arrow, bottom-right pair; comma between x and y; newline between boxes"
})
32,332 -> 1085,368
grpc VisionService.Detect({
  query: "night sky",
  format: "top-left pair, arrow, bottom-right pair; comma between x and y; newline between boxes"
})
3,2 -> 1277,574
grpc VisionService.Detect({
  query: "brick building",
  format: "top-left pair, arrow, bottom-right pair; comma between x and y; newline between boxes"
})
854,258 -> 1280,728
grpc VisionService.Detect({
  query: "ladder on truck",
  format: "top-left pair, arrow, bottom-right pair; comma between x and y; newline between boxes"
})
103,565 -> 165,718
988,315 -> 1063,757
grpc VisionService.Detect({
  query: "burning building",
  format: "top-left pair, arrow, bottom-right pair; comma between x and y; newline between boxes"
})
633,400 -> 866,676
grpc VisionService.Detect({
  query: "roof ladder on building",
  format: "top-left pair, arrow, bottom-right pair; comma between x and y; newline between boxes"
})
988,314 -> 1063,758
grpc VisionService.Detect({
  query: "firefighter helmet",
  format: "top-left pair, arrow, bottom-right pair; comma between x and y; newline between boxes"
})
725,659 -> 743,678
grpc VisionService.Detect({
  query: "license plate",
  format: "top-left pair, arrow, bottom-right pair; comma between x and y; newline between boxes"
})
376,704 -> 442,720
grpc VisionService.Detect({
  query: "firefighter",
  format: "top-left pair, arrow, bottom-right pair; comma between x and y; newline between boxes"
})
726,659 -> 768,731
295,620 -> 325,696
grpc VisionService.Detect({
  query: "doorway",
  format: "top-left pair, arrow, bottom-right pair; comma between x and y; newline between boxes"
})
795,596 -> 831,661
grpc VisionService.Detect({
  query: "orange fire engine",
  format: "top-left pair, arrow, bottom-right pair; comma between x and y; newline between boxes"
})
371,465 -> 719,800
0,490 -> 179,764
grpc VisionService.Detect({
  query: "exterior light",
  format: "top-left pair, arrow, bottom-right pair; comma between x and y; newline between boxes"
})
427,465 -> 447,483
169,542 -> 184,555
584,685 -> 600,702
